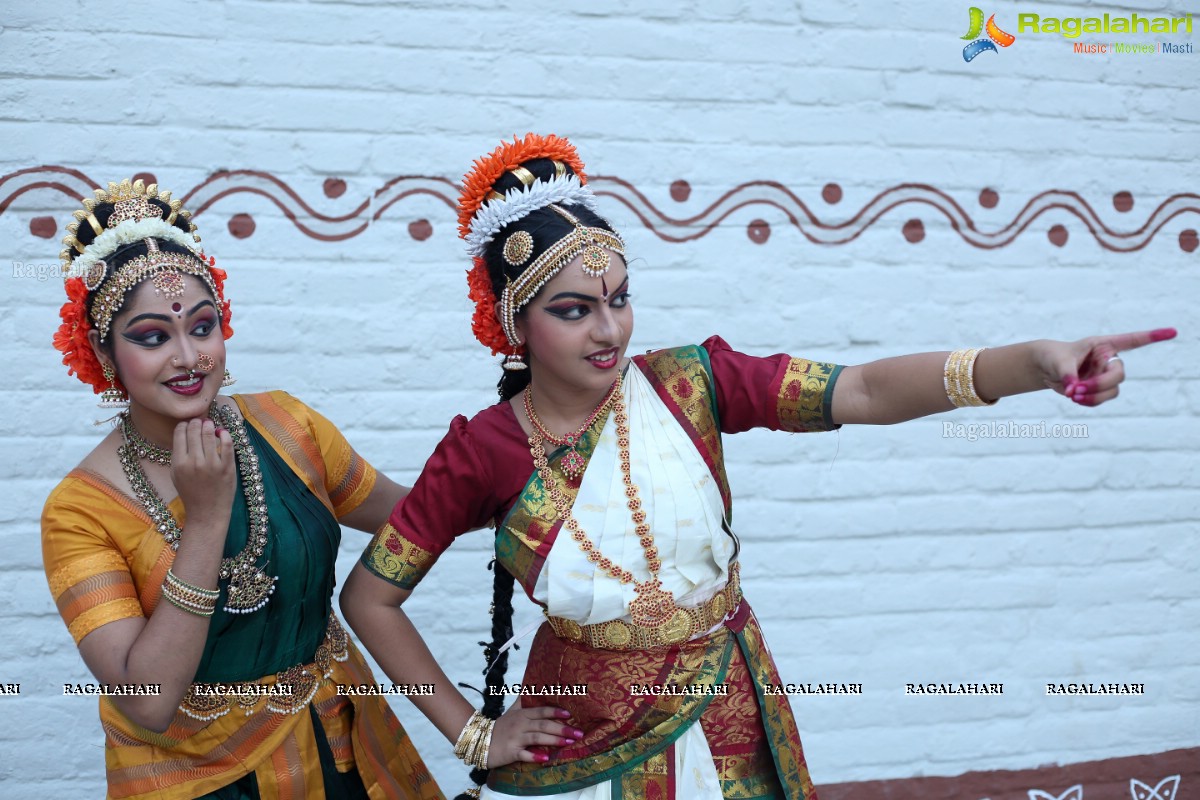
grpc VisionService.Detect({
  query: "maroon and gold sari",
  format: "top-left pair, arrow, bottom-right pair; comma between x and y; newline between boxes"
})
364,336 -> 842,799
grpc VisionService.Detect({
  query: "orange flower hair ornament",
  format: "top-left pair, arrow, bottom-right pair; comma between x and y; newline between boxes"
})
53,179 -> 234,396
458,134 -> 591,357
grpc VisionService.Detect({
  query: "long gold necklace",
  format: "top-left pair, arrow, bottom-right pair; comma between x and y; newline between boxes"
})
118,404 -> 277,614
527,374 -> 681,628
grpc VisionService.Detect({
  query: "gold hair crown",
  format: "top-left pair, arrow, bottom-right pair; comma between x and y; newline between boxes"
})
60,178 -> 196,270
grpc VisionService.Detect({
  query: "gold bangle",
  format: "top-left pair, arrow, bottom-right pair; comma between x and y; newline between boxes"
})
946,349 -> 972,407
454,711 -> 484,759
471,716 -> 495,769
453,711 -> 494,770
161,583 -> 216,617
944,348 -> 997,407
166,568 -> 220,598
161,580 -> 217,605
161,569 -> 219,616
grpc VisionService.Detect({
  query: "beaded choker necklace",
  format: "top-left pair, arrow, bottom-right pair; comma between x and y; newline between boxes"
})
121,413 -> 173,465
118,403 -> 277,614
526,373 -> 682,629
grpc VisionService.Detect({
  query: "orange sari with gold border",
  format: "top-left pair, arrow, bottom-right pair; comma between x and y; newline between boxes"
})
43,391 -> 442,800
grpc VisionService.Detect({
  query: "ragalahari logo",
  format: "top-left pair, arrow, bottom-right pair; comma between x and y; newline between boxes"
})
962,7 -> 1016,61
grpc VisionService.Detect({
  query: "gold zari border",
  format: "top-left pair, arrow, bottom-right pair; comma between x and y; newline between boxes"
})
362,523 -> 438,590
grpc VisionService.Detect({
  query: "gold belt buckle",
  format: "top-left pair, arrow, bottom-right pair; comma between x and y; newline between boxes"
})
548,564 -> 742,650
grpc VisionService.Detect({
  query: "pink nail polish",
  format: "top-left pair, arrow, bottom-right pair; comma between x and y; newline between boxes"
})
536,753 -> 550,763
1150,328 -> 1177,342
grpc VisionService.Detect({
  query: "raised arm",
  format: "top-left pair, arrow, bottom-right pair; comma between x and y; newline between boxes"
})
67,419 -> 236,733
830,328 -> 1176,426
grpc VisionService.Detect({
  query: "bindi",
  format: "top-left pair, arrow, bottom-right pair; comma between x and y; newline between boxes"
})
171,302 -> 183,314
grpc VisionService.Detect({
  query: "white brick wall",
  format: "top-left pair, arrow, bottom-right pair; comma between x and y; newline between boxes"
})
1,1 -> 1196,795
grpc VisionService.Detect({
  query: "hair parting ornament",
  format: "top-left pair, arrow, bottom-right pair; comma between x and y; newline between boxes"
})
458,133 -> 626,367
53,178 -> 233,396
496,204 -> 624,350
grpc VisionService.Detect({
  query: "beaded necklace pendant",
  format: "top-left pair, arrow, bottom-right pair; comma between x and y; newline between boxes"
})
524,378 -> 619,482
118,403 -> 277,614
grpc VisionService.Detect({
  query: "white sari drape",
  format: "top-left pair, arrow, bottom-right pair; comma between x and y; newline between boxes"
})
483,367 -> 736,799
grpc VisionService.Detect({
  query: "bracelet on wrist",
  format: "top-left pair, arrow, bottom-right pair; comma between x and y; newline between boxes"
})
944,347 -> 998,408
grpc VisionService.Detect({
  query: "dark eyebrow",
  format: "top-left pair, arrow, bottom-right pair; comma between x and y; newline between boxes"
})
547,291 -> 597,303
545,277 -> 630,304
123,299 -> 215,329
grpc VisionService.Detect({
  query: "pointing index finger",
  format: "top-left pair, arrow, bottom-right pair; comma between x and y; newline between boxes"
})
1104,327 -> 1177,353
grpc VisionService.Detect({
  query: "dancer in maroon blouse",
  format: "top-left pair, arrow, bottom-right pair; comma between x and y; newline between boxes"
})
342,133 -> 1177,800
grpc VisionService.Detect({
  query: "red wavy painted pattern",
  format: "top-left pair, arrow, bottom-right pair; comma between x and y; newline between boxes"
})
4,166 -> 1198,252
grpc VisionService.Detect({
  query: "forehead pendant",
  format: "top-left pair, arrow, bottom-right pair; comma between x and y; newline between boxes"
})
580,243 -> 610,278
144,238 -> 187,299
154,272 -> 186,298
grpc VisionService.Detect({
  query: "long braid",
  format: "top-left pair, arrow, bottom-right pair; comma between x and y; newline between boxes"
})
453,557 -> 517,799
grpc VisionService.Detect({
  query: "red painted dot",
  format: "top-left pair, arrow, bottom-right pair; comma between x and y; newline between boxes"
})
132,172 -> 157,186
1180,229 -> 1198,253
821,183 -> 843,204
228,214 -> 256,239
323,178 -> 347,199
1112,191 -> 1133,212
747,219 -> 771,244
979,188 -> 999,208
30,216 -> 56,238
408,219 -> 432,241
902,219 -> 925,243
669,180 -> 691,202
1048,225 -> 1068,247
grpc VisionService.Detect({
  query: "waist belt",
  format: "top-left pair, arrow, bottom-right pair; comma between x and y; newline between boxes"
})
544,563 -> 741,651
178,613 -> 349,720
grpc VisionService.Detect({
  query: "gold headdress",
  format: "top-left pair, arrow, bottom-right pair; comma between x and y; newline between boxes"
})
60,178 -> 196,269
53,179 -> 233,395
458,134 -> 625,368
497,204 -> 624,347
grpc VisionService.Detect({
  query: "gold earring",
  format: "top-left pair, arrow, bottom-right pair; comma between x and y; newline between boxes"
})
99,364 -> 129,409
221,369 -> 237,387
501,346 -> 527,372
